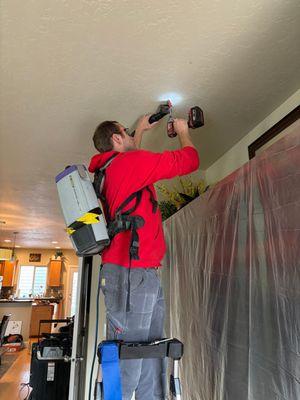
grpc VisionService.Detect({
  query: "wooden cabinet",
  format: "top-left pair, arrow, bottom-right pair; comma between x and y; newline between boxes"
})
48,260 -> 62,287
29,304 -> 54,337
0,261 -> 16,287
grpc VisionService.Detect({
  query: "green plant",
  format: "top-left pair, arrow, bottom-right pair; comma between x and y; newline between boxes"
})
54,250 -> 63,259
156,176 -> 209,220
159,200 -> 178,221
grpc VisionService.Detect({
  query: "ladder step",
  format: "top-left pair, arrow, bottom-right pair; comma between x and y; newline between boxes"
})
97,338 -> 184,361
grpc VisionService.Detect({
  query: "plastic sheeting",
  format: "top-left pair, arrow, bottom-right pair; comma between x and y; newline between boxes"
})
162,128 -> 300,400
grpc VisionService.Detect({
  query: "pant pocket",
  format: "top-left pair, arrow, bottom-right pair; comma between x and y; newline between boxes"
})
129,271 -> 159,316
129,269 -> 144,291
100,266 -> 127,312
106,314 -> 126,340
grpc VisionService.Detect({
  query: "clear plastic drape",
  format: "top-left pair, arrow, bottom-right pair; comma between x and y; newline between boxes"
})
162,128 -> 300,400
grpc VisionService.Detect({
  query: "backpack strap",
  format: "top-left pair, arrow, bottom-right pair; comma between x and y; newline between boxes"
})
145,186 -> 158,213
115,186 -> 157,216
116,190 -> 143,216
93,154 -> 118,222
108,187 -> 156,260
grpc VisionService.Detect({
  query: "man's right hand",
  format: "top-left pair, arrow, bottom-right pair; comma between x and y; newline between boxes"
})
173,118 -> 189,136
173,118 -> 196,149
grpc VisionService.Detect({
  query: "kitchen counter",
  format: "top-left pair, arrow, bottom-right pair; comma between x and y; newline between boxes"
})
34,297 -> 61,303
0,301 -> 32,341
0,298 -> 62,341
0,299 -> 33,303
0,298 -> 61,303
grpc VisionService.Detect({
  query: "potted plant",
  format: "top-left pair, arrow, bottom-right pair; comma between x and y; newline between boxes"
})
156,176 -> 209,221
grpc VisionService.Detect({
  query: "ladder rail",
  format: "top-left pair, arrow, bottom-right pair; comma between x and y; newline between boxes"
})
170,359 -> 182,400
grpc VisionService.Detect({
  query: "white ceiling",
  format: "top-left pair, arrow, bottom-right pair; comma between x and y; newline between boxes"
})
1,0 -> 300,249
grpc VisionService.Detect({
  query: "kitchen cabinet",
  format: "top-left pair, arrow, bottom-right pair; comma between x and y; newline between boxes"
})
48,260 -> 62,287
0,261 -> 16,287
29,304 -> 54,337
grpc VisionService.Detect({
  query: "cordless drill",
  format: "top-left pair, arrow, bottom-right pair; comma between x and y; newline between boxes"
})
148,100 -> 172,124
129,101 -> 172,137
131,101 -> 204,137
167,105 -> 204,137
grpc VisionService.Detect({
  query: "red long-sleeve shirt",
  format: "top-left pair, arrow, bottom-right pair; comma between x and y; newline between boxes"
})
88,146 -> 199,268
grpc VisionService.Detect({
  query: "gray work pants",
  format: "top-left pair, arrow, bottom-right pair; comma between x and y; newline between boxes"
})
100,263 -> 166,400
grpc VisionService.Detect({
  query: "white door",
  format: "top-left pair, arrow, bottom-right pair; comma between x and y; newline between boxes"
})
66,265 -> 79,317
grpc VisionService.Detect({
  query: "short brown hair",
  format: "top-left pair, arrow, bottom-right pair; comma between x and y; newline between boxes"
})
93,121 -> 121,153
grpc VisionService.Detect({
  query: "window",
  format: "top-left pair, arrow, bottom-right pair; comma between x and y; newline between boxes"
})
18,265 -> 48,298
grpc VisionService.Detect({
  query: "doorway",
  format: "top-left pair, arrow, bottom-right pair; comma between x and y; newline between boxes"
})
66,266 -> 78,318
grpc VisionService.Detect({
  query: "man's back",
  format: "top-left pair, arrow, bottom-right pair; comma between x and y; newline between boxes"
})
88,146 -> 199,267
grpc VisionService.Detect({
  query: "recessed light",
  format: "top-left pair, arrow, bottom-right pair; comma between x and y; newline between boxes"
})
52,241 -> 58,244
55,246 -> 61,249
4,239 -> 11,243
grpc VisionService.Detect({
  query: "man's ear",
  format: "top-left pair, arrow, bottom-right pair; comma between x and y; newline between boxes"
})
111,133 -> 122,146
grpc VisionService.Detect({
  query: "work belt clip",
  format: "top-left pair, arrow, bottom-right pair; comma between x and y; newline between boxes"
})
128,215 -> 145,260
108,214 -> 145,238
107,213 -> 145,261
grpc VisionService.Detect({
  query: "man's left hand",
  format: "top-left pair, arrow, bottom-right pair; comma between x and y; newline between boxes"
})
136,115 -> 159,133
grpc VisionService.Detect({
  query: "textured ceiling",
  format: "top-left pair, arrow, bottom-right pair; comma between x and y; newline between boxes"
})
0,0 -> 300,249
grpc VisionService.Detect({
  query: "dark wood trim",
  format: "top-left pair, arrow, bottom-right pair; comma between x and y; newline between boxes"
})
248,105 -> 300,159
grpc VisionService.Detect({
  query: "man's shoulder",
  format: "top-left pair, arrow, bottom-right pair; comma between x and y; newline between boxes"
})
125,149 -> 152,156
116,149 -> 154,162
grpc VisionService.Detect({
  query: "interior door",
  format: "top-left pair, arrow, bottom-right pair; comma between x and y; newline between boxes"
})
66,265 -> 79,317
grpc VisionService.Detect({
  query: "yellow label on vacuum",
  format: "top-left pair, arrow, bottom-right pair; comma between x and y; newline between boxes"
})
77,212 -> 100,225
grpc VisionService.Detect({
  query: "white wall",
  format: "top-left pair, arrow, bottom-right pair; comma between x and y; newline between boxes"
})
205,89 -> 300,184
0,302 -> 32,341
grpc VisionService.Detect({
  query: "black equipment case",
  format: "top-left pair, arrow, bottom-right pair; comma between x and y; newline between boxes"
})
29,318 -> 73,400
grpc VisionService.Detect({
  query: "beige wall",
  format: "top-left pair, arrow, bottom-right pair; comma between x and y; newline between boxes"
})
14,248 -> 78,269
205,89 -> 300,184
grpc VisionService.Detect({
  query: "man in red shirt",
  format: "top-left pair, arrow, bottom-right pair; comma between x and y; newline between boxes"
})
89,116 -> 199,400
